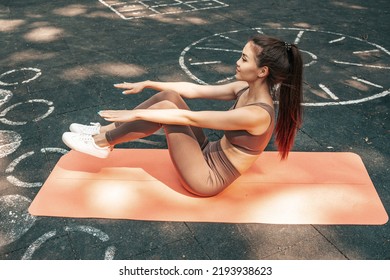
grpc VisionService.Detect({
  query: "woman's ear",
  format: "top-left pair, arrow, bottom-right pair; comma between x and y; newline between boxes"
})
257,66 -> 269,78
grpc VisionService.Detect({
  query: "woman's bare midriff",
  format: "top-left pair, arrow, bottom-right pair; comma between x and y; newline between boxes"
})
220,135 -> 259,174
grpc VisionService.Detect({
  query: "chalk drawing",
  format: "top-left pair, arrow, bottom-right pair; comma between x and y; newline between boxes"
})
195,46 -> 241,53
5,148 -> 66,188
179,27 -> 390,106
0,68 -> 42,86
99,0 -> 228,20
319,84 -> 339,100
65,226 -> 117,260
0,65 -> 68,260
40,147 -> 69,154
104,245 -> 117,260
329,36 -> 346,43
5,151 -> 35,174
22,226 -> 116,260
352,76 -> 383,88
300,50 -> 318,67
294,30 -> 305,44
190,60 -> 222,65
333,60 -> 390,70
22,231 -> 57,260
64,225 -> 110,242
6,151 -> 43,188
302,89 -> 390,107
353,49 -> 380,54
0,99 -> 54,125
0,130 -> 22,158
0,195 -> 37,247
0,89 -> 13,108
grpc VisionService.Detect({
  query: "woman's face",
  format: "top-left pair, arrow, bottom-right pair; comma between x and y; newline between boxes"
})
235,42 -> 261,82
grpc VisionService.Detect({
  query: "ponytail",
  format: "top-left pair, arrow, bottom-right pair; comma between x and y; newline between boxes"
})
249,35 -> 303,159
275,45 -> 303,159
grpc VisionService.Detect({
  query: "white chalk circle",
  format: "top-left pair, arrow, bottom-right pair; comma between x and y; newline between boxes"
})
0,130 -> 22,158
22,226 -> 116,260
0,67 -> 42,86
6,147 -> 67,188
0,99 -> 54,125
0,89 -> 13,107
0,195 -> 37,247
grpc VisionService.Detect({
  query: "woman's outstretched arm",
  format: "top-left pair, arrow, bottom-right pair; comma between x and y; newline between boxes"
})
114,80 -> 248,100
99,106 -> 271,136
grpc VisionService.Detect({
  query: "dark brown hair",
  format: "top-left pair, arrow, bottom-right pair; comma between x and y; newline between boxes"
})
250,35 -> 303,159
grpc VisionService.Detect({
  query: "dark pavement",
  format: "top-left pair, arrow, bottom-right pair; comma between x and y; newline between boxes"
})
0,0 -> 389,260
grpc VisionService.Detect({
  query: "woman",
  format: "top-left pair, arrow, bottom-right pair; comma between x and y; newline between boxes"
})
62,34 -> 303,197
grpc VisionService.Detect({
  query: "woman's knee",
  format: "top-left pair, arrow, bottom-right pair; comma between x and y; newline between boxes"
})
153,90 -> 187,107
154,90 -> 180,101
149,99 -> 178,109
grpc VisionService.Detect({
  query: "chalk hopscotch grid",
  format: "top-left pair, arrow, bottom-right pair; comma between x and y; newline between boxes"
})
99,0 -> 229,19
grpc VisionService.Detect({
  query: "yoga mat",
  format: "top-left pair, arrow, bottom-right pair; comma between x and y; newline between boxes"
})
29,149 -> 388,225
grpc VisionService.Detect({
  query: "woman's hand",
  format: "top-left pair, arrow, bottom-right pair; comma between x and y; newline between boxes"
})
114,81 -> 149,94
98,110 -> 137,122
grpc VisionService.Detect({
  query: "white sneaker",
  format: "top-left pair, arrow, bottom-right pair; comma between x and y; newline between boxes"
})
62,132 -> 110,158
69,122 -> 101,136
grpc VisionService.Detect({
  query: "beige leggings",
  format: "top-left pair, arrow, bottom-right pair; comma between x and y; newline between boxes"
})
105,91 -> 240,197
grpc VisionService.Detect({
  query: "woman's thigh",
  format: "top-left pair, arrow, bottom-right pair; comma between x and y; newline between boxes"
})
109,90 -> 207,148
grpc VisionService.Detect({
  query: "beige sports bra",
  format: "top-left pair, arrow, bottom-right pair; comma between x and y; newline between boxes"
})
224,87 -> 275,155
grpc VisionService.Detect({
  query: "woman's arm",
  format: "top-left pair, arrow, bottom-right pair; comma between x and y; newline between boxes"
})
99,106 -> 271,136
114,80 -> 248,100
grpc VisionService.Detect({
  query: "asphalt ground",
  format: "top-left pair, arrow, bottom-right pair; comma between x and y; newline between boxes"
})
0,0 -> 389,261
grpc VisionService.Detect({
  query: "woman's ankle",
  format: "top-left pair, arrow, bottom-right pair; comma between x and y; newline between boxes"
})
100,123 -> 116,134
93,134 -> 110,148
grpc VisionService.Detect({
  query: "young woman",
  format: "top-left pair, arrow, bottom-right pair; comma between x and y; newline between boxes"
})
62,34 -> 303,197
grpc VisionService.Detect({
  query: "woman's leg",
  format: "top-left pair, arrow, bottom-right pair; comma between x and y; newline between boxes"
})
163,124 -> 221,196
99,91 -> 233,196
164,127 -> 240,196
101,91 -> 207,148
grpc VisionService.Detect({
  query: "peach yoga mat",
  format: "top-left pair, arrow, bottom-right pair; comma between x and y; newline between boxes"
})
29,149 -> 388,225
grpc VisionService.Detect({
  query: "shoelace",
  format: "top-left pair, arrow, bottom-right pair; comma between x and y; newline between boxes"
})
77,134 -> 95,144
81,122 -> 100,134
76,134 -> 110,150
